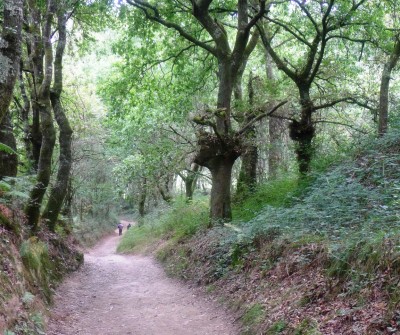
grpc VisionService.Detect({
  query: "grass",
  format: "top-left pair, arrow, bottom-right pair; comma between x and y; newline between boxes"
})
241,303 -> 266,334
233,177 -> 300,221
117,197 -> 209,253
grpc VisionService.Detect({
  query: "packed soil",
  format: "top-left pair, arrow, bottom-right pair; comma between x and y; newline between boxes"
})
47,222 -> 238,335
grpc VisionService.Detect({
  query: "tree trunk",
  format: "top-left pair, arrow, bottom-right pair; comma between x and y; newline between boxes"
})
0,0 -> 23,124
158,174 -> 173,203
194,56 -> 241,222
195,133 -> 240,222
25,0 -> 56,230
289,88 -> 315,175
0,112 -> 17,178
378,37 -> 400,136
18,69 -> 34,167
185,163 -> 200,201
268,116 -> 286,179
209,158 -> 235,222
138,178 -> 147,217
265,49 -> 286,179
236,73 -> 258,197
42,11 -> 72,230
62,178 -> 73,220
30,102 -> 42,170
237,144 -> 257,196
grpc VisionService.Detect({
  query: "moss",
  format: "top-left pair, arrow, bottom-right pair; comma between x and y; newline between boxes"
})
0,211 -> 20,235
293,318 -> 321,335
266,320 -> 288,334
241,303 -> 265,334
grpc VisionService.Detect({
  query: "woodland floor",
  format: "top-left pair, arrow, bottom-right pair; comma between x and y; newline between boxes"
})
47,220 -> 238,335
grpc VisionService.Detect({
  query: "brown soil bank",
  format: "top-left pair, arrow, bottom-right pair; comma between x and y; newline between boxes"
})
47,233 -> 238,335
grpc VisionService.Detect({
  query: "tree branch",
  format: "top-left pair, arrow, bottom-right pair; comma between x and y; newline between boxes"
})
314,120 -> 369,134
313,98 -> 354,111
127,0 -> 218,56
237,100 -> 288,135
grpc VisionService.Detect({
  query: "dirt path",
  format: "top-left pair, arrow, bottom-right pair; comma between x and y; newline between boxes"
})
47,225 -> 238,335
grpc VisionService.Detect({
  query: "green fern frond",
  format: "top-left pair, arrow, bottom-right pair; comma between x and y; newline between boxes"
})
0,142 -> 17,155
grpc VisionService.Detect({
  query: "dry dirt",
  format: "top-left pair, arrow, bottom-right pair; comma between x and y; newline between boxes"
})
46,223 -> 238,335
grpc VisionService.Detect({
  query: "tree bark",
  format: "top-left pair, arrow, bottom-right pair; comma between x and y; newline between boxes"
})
378,37 -> 400,136
185,163 -> 200,201
42,10 -> 73,230
195,134 -> 240,221
209,158 -> 235,222
0,112 -> 17,178
138,178 -> 147,217
236,73 -> 258,197
289,88 -> 315,175
265,49 -> 286,179
25,0 -> 56,230
0,0 -> 23,124
268,116 -> 286,178
18,68 -> 34,167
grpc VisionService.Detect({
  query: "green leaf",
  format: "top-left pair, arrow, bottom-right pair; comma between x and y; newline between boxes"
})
0,181 -> 12,192
0,142 -> 17,155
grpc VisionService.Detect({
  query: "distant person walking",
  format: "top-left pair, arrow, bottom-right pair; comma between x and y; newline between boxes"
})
127,223 -> 132,230
117,223 -> 124,236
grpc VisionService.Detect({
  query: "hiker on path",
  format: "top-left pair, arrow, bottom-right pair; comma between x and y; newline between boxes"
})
117,223 -> 124,236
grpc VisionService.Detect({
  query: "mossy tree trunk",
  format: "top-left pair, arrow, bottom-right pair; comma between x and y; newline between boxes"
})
42,10 -> 73,230
25,0 -> 56,231
185,163 -> 200,201
0,0 -> 23,124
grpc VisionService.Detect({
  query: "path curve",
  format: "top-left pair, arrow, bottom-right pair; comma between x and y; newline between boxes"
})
47,227 -> 238,335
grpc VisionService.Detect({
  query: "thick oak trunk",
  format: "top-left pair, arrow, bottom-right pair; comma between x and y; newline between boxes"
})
195,134 -> 240,222
289,89 -> 315,175
209,159 -> 235,222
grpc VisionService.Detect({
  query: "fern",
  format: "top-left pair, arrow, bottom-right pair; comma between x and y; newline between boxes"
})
0,142 -> 17,155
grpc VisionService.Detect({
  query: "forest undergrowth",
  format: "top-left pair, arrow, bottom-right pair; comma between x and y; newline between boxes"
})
0,208 -> 83,334
119,132 -> 400,335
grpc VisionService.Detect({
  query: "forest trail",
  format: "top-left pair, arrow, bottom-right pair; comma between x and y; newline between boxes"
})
47,221 -> 238,335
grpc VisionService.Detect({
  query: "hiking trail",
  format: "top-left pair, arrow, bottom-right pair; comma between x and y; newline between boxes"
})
47,220 -> 238,335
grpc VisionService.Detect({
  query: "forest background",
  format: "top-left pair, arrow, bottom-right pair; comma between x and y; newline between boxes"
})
2,0 -> 400,334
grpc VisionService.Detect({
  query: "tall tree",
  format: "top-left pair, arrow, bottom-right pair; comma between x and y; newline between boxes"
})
127,0 -> 274,221
42,6 -> 73,230
259,0 -> 368,175
25,0 -> 56,230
